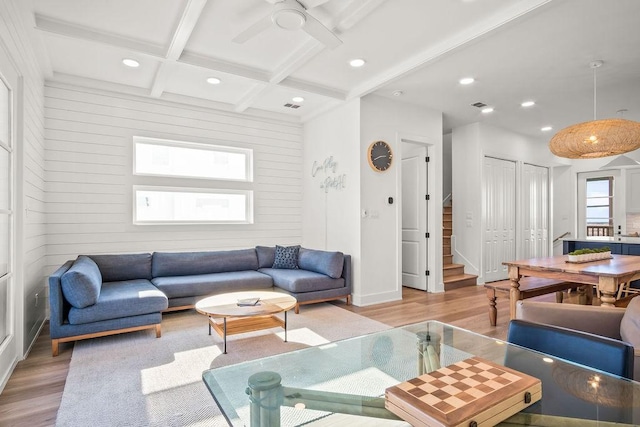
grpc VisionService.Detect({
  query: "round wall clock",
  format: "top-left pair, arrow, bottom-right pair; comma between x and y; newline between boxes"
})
367,140 -> 393,172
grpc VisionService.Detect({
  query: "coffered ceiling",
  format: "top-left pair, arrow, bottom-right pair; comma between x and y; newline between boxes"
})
31,0 -> 640,139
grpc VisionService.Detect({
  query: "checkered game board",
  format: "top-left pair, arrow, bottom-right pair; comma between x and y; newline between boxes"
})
385,356 -> 541,427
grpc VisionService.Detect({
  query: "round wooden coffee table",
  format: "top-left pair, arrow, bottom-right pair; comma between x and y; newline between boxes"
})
195,291 -> 297,354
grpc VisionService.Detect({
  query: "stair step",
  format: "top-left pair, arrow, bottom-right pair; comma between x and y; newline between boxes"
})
443,245 -> 451,255
443,212 -> 452,220
443,228 -> 452,237
443,254 -> 453,264
443,263 -> 465,277
444,274 -> 478,290
443,206 -> 452,214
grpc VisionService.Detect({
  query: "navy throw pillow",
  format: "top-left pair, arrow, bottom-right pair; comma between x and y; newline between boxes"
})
272,245 -> 300,269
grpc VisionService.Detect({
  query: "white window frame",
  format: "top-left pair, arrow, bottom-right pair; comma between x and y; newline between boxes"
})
133,136 -> 253,182
132,137 -> 254,225
577,170 -> 623,238
133,186 -> 253,225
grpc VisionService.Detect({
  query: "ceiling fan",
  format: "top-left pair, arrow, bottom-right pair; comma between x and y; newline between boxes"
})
233,0 -> 342,49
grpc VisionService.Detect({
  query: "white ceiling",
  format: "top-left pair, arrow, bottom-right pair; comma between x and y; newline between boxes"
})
31,0 -> 640,139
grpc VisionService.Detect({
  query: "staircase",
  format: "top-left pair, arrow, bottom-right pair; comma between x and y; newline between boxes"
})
443,205 -> 478,290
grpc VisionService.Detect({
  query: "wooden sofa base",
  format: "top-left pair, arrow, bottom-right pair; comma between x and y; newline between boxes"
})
51,323 -> 161,357
484,278 -> 577,326
295,294 -> 351,314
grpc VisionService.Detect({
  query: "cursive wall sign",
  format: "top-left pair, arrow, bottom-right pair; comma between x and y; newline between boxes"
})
311,156 -> 346,193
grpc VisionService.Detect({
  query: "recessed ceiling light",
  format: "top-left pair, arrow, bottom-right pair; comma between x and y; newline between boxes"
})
481,107 -> 494,114
521,100 -> 535,107
122,58 -> 140,68
206,77 -> 221,85
349,58 -> 366,68
392,90 -> 403,97
292,96 -> 304,103
541,126 -> 553,132
459,77 -> 475,85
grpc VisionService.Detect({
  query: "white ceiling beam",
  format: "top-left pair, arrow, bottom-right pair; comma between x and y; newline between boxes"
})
270,41 -> 325,84
165,0 -> 208,61
234,83 -> 270,113
179,52 -> 271,82
233,0 -> 382,112
279,77 -> 346,100
151,0 -> 208,97
150,62 -> 177,98
47,74 -> 299,123
347,0 -> 554,100
233,40 -> 327,112
34,15 -> 166,58
334,0 -> 385,32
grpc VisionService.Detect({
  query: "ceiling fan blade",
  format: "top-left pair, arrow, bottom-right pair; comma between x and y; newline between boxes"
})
298,0 -> 331,9
232,15 -> 273,43
302,12 -> 342,49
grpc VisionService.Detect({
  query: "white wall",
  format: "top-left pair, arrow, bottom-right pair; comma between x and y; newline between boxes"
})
443,132 -> 452,204
452,122 -> 556,281
451,123 -> 482,276
302,99 -> 361,292
552,165 -> 574,254
359,95 -> 443,304
0,0 -> 46,384
44,82 -> 303,272
302,99 -> 360,250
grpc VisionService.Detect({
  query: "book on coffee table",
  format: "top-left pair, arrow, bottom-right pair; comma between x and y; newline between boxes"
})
385,356 -> 541,427
237,297 -> 260,306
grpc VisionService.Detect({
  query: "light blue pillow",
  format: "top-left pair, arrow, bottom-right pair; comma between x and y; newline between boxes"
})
272,245 -> 300,269
256,246 -> 276,268
61,256 -> 102,308
298,248 -> 344,279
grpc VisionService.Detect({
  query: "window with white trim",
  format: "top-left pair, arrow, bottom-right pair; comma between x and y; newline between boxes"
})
133,137 -> 253,224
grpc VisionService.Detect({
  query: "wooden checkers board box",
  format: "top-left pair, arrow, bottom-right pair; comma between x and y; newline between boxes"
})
385,356 -> 541,427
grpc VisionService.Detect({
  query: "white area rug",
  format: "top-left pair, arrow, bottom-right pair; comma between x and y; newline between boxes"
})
55,304 -> 390,427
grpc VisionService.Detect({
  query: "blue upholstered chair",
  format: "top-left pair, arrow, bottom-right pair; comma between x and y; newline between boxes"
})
507,319 -> 635,379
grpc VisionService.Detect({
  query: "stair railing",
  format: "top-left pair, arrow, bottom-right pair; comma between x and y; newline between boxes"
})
450,235 -> 480,276
553,231 -> 570,243
442,193 -> 452,206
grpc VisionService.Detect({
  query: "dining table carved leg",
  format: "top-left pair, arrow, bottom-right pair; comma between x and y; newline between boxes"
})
599,277 -> 617,308
508,267 -> 521,320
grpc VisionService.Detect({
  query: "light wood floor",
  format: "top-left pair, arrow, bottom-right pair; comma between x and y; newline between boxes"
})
0,285 -> 573,426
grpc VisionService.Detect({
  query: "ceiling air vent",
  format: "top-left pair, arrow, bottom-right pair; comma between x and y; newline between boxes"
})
472,102 -> 487,108
284,103 -> 301,109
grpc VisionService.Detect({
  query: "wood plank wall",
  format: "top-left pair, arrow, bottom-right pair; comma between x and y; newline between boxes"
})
0,0 -> 47,354
44,83 -> 303,273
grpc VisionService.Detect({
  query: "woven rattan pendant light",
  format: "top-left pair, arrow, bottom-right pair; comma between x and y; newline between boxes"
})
549,60 -> 640,159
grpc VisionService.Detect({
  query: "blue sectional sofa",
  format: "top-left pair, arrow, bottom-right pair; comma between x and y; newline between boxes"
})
49,246 -> 352,356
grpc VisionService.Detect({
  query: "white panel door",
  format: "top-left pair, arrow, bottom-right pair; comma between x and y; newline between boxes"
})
522,164 -> 549,258
401,144 -> 427,290
483,157 -> 516,282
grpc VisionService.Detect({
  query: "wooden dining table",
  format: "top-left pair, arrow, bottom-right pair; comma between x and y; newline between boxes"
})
503,254 -> 640,318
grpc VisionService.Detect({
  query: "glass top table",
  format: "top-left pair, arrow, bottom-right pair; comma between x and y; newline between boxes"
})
202,320 -> 640,426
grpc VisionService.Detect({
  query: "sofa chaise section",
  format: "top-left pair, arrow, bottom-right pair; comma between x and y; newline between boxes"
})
49,254 -> 168,356
258,247 -> 352,313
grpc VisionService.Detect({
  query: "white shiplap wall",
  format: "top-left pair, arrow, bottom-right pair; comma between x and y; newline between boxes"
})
44,82 -> 303,273
0,0 -> 47,357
